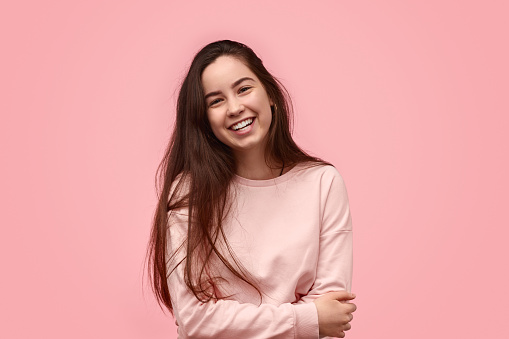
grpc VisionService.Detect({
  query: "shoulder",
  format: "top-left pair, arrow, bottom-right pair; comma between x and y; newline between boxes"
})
292,162 -> 350,203
293,161 -> 346,185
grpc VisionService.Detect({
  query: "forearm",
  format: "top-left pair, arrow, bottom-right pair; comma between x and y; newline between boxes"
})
169,269 -> 319,339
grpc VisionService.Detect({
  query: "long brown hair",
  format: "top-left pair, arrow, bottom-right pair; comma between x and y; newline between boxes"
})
146,40 -> 328,313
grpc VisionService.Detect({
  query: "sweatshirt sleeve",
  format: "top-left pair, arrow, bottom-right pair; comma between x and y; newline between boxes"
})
297,167 -> 353,303
167,212 -> 320,339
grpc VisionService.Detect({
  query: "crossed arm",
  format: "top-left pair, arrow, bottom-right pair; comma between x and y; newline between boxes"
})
167,170 -> 355,338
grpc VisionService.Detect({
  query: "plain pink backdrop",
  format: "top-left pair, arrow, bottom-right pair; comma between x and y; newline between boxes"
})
1,1 -> 508,338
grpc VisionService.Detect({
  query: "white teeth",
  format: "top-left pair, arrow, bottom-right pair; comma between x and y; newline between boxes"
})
232,118 -> 253,131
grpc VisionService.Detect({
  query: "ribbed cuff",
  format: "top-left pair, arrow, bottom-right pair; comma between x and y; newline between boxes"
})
293,302 -> 319,339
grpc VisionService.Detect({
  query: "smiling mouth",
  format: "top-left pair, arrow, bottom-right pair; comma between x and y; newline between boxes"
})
230,118 -> 254,131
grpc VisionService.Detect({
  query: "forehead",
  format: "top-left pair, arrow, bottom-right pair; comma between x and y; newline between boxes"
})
201,56 -> 258,91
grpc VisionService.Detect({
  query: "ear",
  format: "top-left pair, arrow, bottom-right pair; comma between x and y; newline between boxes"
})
269,97 -> 274,106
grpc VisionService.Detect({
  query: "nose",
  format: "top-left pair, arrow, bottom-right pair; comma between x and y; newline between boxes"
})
227,98 -> 244,116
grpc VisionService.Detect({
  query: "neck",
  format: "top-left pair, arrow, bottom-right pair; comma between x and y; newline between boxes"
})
233,147 -> 282,180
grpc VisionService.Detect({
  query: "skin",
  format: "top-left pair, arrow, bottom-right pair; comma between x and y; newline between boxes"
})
202,55 -> 357,336
314,291 -> 357,338
202,55 -> 280,180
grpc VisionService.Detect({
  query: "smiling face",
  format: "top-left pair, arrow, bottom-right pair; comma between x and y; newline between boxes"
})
202,56 -> 273,157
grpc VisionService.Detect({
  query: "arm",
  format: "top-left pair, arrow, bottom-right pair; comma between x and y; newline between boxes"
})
296,167 -> 353,303
167,212 -> 319,339
294,168 -> 355,338
168,264 -> 318,339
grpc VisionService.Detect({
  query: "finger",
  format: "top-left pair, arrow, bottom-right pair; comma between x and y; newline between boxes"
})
340,301 -> 357,306
343,323 -> 352,331
348,313 -> 354,322
338,331 -> 345,338
347,302 -> 357,313
326,291 -> 356,301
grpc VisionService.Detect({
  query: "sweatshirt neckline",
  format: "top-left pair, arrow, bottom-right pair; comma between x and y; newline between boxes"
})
233,162 -> 303,187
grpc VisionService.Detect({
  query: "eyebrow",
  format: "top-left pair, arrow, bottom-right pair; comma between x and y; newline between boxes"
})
204,77 -> 255,100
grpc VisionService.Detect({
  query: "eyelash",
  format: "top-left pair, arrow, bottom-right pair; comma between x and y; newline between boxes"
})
208,86 -> 252,107
209,99 -> 221,106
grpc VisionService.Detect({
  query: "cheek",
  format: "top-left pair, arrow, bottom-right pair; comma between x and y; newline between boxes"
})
206,112 -> 226,138
260,105 -> 273,124
207,112 -> 220,128
247,95 -> 271,117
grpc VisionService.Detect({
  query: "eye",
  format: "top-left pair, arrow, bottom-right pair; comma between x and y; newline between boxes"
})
208,98 -> 222,107
239,86 -> 252,93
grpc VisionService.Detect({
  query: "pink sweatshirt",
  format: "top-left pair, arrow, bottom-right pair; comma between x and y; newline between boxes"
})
167,162 -> 353,338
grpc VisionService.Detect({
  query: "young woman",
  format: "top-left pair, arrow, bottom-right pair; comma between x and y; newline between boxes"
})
147,40 -> 356,338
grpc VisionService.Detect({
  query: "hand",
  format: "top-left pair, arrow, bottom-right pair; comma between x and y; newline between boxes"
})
313,291 -> 357,338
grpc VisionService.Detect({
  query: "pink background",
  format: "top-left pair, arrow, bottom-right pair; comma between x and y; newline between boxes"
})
1,1 -> 508,338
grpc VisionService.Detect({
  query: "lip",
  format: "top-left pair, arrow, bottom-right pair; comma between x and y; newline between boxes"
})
228,117 -> 256,130
230,118 -> 255,136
